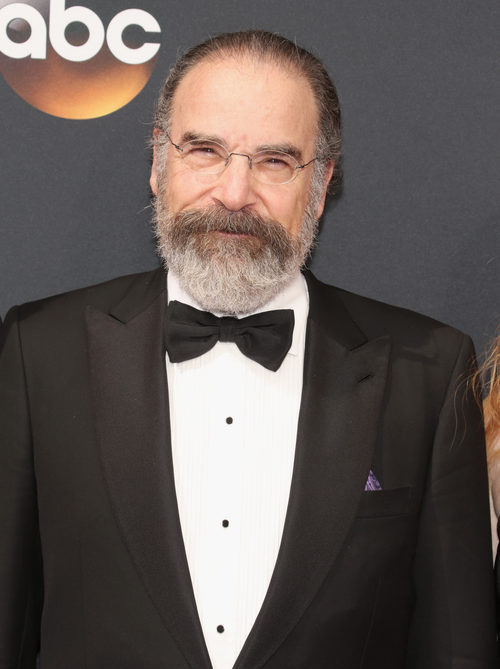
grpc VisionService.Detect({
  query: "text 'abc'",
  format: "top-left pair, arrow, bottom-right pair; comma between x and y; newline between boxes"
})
0,0 -> 161,64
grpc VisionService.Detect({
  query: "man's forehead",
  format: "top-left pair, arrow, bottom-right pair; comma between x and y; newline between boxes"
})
170,55 -> 319,148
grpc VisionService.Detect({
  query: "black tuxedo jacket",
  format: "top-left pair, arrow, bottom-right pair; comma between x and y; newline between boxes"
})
0,268 -> 497,668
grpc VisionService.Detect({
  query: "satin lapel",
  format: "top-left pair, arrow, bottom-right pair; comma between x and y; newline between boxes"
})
86,271 -> 212,669
234,274 -> 391,669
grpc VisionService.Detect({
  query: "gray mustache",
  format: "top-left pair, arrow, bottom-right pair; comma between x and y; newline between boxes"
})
171,207 -> 291,244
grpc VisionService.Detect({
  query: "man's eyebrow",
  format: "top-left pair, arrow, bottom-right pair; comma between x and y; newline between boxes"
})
179,131 -> 227,146
256,143 -> 303,162
178,132 -> 304,162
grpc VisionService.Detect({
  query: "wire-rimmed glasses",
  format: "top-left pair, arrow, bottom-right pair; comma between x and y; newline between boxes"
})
167,135 -> 316,186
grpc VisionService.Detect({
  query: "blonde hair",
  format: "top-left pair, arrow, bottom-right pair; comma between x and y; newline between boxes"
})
482,336 -> 500,457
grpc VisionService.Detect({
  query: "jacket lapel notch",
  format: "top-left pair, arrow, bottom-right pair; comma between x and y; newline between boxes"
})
108,266 -> 167,324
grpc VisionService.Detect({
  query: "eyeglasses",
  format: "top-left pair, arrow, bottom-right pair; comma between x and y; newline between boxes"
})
166,135 -> 317,186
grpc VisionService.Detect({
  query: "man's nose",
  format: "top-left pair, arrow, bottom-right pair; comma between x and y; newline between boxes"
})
212,153 -> 256,212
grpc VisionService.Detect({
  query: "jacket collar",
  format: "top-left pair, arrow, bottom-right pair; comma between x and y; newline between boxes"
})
234,271 -> 391,669
86,266 -> 212,669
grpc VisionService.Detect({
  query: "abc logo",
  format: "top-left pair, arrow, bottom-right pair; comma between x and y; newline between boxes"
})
0,0 -> 161,119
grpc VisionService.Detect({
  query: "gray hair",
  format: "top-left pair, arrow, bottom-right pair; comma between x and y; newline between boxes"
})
153,29 -> 342,195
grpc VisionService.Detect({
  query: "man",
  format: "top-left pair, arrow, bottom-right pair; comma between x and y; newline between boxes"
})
0,30 -> 497,668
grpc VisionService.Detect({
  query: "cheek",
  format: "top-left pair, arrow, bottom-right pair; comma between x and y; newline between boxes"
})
265,189 -> 309,235
165,168 -> 213,211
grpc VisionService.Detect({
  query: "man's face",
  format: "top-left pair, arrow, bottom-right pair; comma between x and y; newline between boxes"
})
150,56 -> 331,236
150,56 -> 334,314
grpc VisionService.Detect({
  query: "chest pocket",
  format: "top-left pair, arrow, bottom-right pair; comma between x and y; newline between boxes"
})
355,486 -> 416,518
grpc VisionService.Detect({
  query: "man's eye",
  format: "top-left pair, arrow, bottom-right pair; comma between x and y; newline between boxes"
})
187,143 -> 224,158
189,146 -> 211,154
259,155 -> 291,169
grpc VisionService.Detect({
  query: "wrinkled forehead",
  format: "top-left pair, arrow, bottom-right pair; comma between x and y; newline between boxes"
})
170,55 -> 319,152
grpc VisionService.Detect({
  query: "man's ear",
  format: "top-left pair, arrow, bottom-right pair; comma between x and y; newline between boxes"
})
315,160 -> 334,219
150,128 -> 160,196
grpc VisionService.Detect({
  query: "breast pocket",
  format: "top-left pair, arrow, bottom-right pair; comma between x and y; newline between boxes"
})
356,486 -> 416,518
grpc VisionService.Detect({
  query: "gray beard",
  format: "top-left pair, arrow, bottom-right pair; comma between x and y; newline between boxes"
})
153,202 -> 318,315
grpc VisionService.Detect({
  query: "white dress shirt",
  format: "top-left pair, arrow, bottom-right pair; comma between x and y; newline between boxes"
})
166,271 -> 308,669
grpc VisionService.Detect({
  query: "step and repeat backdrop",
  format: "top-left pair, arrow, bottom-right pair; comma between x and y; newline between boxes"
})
0,0 -> 498,356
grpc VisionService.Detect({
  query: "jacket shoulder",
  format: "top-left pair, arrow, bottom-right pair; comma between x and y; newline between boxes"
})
307,272 -> 470,355
13,268 -> 163,323
1,268 -> 165,350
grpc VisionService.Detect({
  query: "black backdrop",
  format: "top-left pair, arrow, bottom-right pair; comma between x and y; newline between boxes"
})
1,0 -> 499,357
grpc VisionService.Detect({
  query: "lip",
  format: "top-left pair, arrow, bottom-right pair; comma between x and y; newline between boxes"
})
212,230 -> 253,237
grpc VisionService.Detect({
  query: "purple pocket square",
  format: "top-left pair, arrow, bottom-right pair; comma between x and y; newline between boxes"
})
365,469 -> 382,491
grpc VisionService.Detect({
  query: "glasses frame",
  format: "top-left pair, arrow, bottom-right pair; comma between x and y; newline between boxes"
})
165,134 -> 317,186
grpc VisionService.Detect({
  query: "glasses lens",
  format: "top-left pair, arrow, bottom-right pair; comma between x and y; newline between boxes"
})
182,140 -> 228,174
252,151 -> 297,185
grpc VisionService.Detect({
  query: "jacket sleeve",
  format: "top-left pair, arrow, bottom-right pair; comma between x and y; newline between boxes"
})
406,333 -> 498,667
0,308 -> 42,668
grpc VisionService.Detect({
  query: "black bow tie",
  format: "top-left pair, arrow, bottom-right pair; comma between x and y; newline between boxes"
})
164,300 -> 294,372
